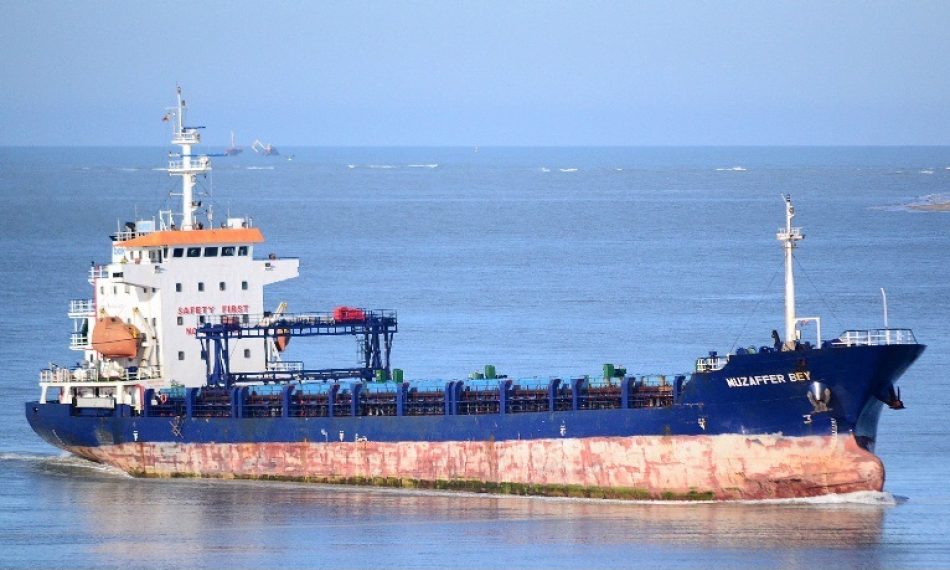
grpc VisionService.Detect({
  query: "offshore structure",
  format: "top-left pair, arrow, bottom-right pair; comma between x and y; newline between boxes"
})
25,90 -> 924,500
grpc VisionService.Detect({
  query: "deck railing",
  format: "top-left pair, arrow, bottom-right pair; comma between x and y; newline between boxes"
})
171,131 -> 200,144
695,355 -> 728,372
39,365 -> 163,384
833,329 -> 917,347
88,266 -> 109,281
68,299 -> 95,316
167,156 -> 210,171
267,360 -> 304,372
141,375 -> 690,419
69,333 -> 90,350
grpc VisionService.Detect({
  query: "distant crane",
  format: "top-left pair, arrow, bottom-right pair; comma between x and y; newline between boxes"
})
252,139 -> 279,156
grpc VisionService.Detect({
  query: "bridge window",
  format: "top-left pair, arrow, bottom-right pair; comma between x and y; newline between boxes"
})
204,246 -> 219,257
186,247 -> 200,258
222,246 -> 235,256
199,316 -> 206,324
238,246 -> 248,256
241,281 -> 248,290
173,248 -> 184,258
177,316 -> 183,325
244,349 -> 251,358
198,282 -> 205,292
178,351 -> 185,361
219,281 -> 226,291
175,283 -> 182,292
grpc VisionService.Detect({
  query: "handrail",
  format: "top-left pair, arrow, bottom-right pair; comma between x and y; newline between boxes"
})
68,299 -> 95,315
267,360 -> 304,372
69,333 -> 90,350
215,309 -> 398,328
167,157 -> 210,171
695,355 -> 728,373
88,266 -> 108,280
112,229 -> 157,242
171,131 -> 200,144
832,329 -> 917,347
39,365 -> 163,383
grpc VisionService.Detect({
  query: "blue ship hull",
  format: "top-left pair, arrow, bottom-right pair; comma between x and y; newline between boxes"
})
27,343 -> 923,447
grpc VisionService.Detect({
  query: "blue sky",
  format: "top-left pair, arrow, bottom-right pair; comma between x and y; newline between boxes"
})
2,1 -> 949,146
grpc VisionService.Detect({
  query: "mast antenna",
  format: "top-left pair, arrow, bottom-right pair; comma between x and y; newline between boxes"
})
166,86 -> 210,231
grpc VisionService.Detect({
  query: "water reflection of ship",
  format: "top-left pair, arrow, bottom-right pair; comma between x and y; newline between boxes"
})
38,459 -> 885,563
224,130 -> 243,156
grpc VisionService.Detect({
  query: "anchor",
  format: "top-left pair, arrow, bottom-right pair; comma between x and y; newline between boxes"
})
879,386 -> 905,410
807,381 -> 831,413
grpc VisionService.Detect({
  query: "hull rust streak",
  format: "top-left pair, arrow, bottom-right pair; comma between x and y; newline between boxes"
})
69,434 -> 882,500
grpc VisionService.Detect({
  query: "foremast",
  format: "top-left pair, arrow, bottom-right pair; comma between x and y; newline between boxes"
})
777,195 -> 804,345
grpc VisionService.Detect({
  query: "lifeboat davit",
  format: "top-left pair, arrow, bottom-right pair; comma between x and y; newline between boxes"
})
91,316 -> 140,359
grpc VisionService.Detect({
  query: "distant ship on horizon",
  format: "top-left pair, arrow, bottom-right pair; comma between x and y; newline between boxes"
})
252,138 -> 279,156
224,130 -> 243,156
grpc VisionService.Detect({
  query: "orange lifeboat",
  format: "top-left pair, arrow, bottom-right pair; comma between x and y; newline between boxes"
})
91,316 -> 140,359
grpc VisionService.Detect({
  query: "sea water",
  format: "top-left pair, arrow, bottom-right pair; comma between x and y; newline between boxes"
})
1,146 -> 949,568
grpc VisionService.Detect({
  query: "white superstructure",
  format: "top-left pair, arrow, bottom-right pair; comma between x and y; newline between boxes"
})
40,88 -> 298,408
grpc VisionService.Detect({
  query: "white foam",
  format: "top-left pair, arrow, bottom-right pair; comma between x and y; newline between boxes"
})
559,168 -> 578,173
615,168 -> 624,171
895,192 -> 950,211
920,169 -> 935,174
116,167 -> 140,172
0,452 -> 56,463
0,452 -> 131,477
368,164 -> 396,169
347,164 -> 357,169
716,166 -> 747,172
246,166 -> 275,170
731,490 -> 896,506
407,164 -> 439,169
540,167 -> 551,173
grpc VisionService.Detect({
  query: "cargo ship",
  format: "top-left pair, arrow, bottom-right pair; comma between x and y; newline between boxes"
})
25,90 -> 925,500
224,130 -> 243,156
